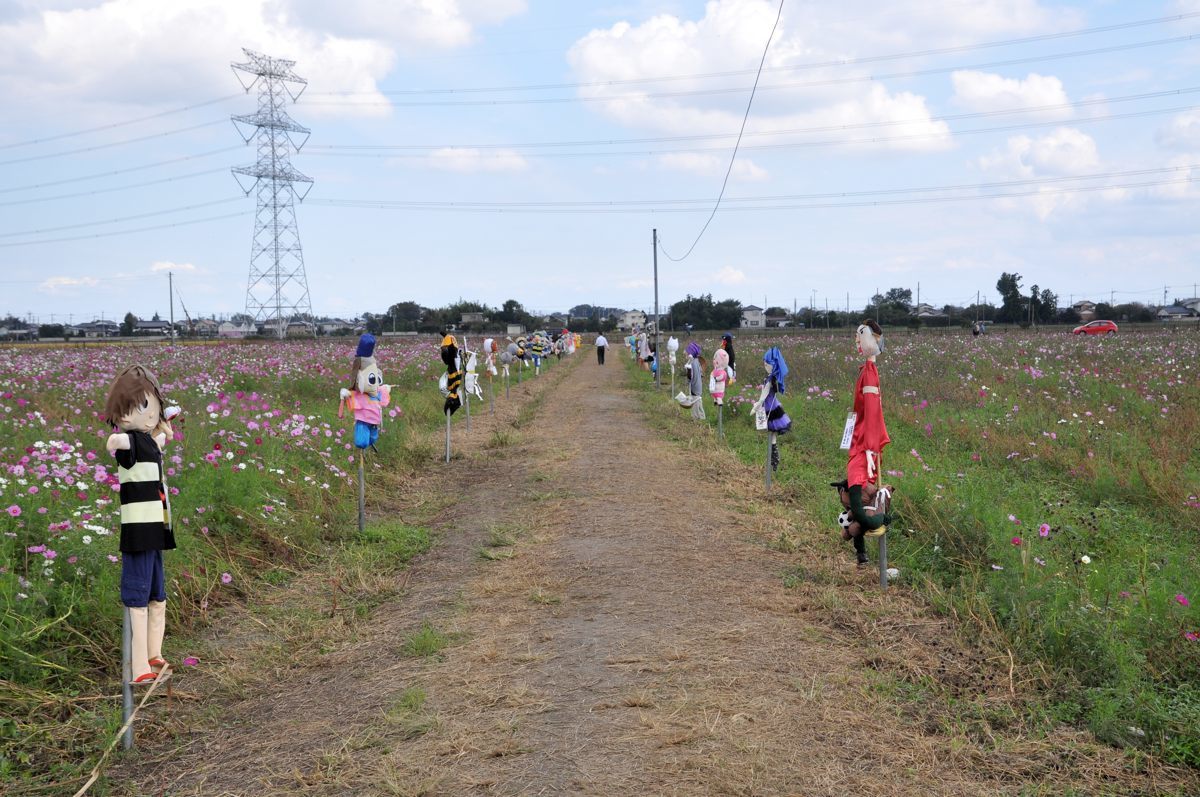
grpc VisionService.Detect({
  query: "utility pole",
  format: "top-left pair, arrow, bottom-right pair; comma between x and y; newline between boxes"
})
168,271 -> 175,341
652,228 -> 660,390
976,290 -> 980,322
232,49 -> 315,339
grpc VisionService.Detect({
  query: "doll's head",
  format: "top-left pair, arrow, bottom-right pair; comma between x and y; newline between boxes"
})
713,349 -> 729,370
350,334 -> 384,396
440,333 -> 460,369
763,347 -> 788,391
685,341 -> 701,359
105,365 -> 166,433
856,320 -> 884,359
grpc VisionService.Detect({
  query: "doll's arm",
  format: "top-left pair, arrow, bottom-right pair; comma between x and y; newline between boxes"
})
154,431 -> 168,450
106,432 -> 131,456
752,380 -> 771,410
848,484 -> 890,530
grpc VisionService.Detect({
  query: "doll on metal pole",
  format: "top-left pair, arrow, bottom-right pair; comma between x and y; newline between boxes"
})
844,320 -> 894,572
499,347 -> 513,399
483,338 -> 499,415
338,334 -> 392,532
105,365 -> 180,700
710,348 -> 730,439
439,332 -> 465,462
752,347 -> 792,491
666,336 -> 679,396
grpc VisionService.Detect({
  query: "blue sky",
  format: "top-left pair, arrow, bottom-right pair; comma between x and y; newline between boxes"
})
1,0 -> 1199,324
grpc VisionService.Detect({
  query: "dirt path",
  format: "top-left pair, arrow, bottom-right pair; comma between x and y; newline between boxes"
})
117,353 -> 1193,796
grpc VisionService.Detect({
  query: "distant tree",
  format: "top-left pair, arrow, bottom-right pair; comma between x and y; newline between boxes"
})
712,299 -> 743,330
1037,288 -> 1058,323
121,312 -> 137,336
384,301 -> 423,332
230,312 -> 255,327
670,294 -> 716,329
884,287 -> 913,310
995,272 -> 1024,323
1055,307 -> 1081,324
1093,302 -> 1114,320
39,324 -> 65,339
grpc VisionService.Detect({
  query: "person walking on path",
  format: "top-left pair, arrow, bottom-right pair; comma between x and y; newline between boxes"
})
595,333 -> 608,365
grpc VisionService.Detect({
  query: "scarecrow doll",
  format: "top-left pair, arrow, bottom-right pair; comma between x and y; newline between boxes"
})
844,320 -> 893,561
339,334 -> 392,451
753,347 -> 791,471
104,365 -> 180,685
440,332 -> 464,415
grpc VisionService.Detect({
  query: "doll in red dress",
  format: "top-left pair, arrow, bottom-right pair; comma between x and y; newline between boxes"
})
845,320 -> 893,564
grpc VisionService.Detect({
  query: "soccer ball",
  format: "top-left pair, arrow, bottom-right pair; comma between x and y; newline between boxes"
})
837,510 -> 853,530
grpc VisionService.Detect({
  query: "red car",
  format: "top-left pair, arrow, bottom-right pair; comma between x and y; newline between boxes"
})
1072,320 -> 1118,335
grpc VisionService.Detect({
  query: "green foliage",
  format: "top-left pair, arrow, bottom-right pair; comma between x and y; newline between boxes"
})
401,623 -> 451,658
629,328 -> 1200,765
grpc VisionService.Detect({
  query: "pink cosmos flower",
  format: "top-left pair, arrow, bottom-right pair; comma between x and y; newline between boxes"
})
221,572 -> 232,584
182,656 -> 199,666
1011,536 -> 1022,546
1185,632 -> 1199,642
6,505 -> 21,517
1038,523 -> 1051,537
1175,594 -> 1190,608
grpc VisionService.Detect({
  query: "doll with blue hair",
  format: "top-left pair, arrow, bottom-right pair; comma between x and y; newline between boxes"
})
339,334 -> 392,451
753,346 -> 792,471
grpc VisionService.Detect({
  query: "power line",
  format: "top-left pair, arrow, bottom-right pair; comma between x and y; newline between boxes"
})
0,147 -> 241,195
305,163 -> 1200,210
0,168 -> 226,208
304,33 -> 1200,108
0,120 -> 227,167
657,0 -> 784,262
0,95 -> 240,151
310,175 -> 1195,214
304,102 -> 1200,161
0,212 -> 246,249
0,197 -> 243,239
309,86 -> 1200,152
312,11 -> 1200,97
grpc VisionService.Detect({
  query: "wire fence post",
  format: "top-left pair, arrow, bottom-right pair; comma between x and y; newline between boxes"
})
879,533 -> 889,589
356,450 -> 365,532
718,403 -> 724,440
764,431 -> 774,491
489,373 -> 495,415
444,410 -> 451,463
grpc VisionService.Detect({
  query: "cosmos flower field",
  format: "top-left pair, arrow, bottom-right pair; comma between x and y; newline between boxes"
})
0,337 -> 449,779
649,325 -> 1200,763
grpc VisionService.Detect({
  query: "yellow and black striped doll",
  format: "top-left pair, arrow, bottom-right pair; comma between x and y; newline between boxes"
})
440,333 -> 464,415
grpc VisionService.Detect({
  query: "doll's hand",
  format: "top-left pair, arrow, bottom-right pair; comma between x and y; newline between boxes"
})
339,388 -> 351,400
154,432 -> 168,450
866,450 -> 877,479
106,432 -> 130,456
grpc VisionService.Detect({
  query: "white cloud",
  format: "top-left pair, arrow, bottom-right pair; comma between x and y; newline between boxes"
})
950,71 -> 1071,118
619,278 -> 653,289
712,265 -> 747,285
151,261 -> 196,272
38,276 -> 99,292
1156,109 -> 1200,151
566,0 -> 1072,154
0,0 -> 526,118
658,152 -> 767,181
978,127 -> 1110,219
425,147 -> 529,172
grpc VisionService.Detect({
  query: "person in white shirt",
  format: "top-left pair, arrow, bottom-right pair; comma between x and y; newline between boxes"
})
594,334 -> 608,365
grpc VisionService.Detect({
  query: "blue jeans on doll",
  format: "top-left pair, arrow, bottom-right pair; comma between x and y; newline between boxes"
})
354,420 -> 380,449
120,550 -> 166,607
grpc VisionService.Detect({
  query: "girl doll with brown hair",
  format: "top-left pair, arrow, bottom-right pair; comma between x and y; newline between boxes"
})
104,365 -> 180,684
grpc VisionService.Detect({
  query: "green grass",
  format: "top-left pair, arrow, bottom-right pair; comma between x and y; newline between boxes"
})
401,623 -> 452,658
629,327 -> 1200,766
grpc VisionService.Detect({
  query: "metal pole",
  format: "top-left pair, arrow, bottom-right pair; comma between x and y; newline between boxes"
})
122,608 -> 133,750
168,271 -> 175,341
444,410 -> 451,463
879,534 -> 889,589
356,450 -> 365,532
764,432 -> 774,491
505,370 -> 510,399
465,384 -> 471,431
489,372 -> 494,415
653,229 -> 661,390
718,403 -> 724,440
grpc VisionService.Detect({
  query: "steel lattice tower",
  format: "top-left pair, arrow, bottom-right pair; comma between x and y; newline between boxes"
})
231,49 -> 314,338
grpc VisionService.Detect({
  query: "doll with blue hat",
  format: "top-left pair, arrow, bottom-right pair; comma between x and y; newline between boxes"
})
339,334 -> 393,451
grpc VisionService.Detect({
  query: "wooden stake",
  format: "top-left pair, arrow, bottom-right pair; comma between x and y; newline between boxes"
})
356,449 -> 365,532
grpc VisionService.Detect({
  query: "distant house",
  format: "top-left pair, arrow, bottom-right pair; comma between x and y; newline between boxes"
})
911,303 -> 947,318
134,318 -> 173,336
192,319 -> 219,337
318,318 -> 359,335
506,323 -> 526,336
1072,300 -> 1097,322
618,310 -> 646,331
461,311 -> 487,325
740,305 -> 765,328
1157,305 -> 1194,320
765,313 -> 790,328
218,321 -> 255,338
0,326 -> 36,341
1181,298 -> 1200,314
75,319 -> 119,338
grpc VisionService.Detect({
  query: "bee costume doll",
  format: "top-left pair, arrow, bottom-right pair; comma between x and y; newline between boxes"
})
105,365 -> 180,685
